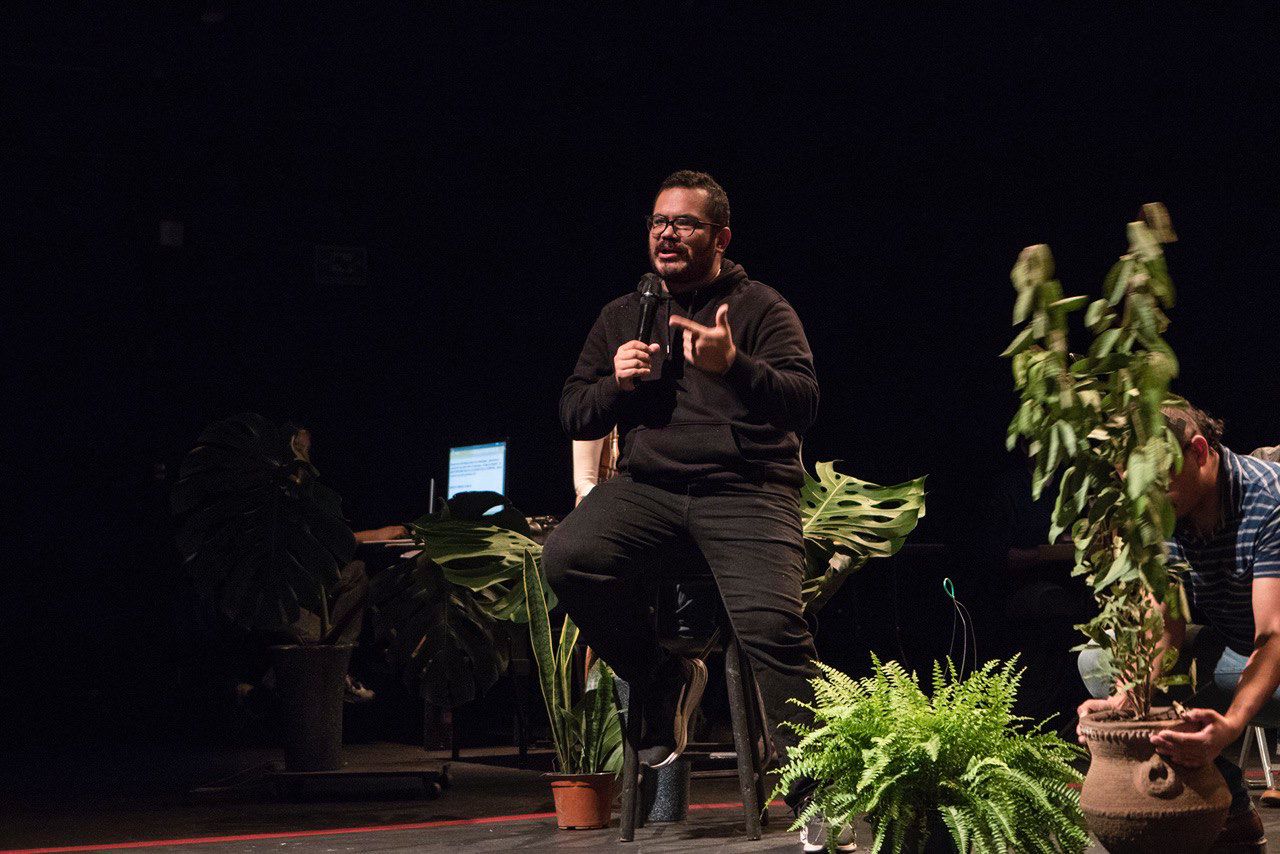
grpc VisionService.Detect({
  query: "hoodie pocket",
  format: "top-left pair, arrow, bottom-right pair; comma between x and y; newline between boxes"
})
625,422 -> 744,478
730,423 -> 799,463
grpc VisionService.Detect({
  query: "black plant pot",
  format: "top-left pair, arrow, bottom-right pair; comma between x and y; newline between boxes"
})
270,643 -> 353,771
901,810 -> 959,854
641,758 -> 691,822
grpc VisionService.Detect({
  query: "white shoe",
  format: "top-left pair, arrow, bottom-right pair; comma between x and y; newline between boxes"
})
800,815 -> 856,852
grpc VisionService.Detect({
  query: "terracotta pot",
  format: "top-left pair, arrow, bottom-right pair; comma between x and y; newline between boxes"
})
1078,707 -> 1231,853
548,772 -> 615,829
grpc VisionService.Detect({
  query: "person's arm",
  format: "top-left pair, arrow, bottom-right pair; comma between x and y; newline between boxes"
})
572,438 -> 605,505
354,524 -> 409,543
721,299 -> 819,434
1152,508 -> 1280,765
1150,579 -> 1280,765
670,299 -> 819,433
560,308 -> 656,440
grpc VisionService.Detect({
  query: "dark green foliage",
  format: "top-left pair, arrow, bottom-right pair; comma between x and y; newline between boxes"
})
1004,206 -> 1187,716
523,551 -> 623,775
172,412 -> 355,638
775,657 -> 1088,854
370,492 -> 551,707
368,552 -> 509,708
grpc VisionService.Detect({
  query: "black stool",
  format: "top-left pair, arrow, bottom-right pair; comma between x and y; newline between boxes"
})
618,606 -> 771,841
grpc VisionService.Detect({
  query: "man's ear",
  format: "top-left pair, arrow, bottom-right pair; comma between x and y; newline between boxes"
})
1189,434 -> 1211,466
715,225 -> 732,253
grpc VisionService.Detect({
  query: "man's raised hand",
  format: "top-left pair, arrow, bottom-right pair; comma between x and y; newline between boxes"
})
669,303 -> 737,375
614,340 -> 661,391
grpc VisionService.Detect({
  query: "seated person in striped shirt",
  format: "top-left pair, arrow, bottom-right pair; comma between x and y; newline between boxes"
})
1078,401 -> 1280,848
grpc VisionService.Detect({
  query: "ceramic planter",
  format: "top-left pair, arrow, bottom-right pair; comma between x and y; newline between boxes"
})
1078,707 -> 1230,853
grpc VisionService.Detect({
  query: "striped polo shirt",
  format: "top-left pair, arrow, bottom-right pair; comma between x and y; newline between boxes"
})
1170,447 -> 1280,656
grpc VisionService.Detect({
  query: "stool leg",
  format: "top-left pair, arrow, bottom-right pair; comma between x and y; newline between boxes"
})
725,639 -> 763,840
745,670 -> 770,827
1257,726 -> 1275,790
619,685 -> 642,842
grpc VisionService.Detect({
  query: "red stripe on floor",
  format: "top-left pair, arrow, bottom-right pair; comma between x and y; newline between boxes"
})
0,801 -> 784,853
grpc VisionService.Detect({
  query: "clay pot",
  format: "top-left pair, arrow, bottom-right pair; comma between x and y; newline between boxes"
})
1078,707 -> 1231,853
548,772 -> 615,829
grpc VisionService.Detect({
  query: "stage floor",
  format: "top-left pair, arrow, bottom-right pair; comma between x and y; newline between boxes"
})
5,742 -> 1280,852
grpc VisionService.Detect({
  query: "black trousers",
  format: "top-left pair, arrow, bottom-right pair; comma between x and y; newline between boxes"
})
543,476 -> 819,756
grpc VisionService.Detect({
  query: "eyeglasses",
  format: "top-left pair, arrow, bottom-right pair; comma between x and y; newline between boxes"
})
646,214 -> 725,237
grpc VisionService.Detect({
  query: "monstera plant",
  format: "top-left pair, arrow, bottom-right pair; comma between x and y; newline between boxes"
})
172,412 -> 356,637
172,412 -> 360,771
369,492 -> 556,708
800,462 -> 928,611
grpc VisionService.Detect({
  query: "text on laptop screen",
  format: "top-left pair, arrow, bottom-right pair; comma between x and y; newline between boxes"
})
447,441 -> 507,498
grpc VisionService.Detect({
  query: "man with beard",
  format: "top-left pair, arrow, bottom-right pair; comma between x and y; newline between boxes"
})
544,171 -> 849,850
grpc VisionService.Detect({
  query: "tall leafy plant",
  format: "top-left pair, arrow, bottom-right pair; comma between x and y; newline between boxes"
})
522,551 -> 623,775
775,656 -> 1087,854
1003,204 -> 1186,717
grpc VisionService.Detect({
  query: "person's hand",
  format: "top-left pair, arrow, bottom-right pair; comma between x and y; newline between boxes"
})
669,304 -> 737,375
614,340 -> 660,391
1076,695 -> 1130,744
370,524 -> 408,540
1149,708 -> 1240,767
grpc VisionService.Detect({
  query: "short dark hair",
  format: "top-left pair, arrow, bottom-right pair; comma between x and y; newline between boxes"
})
657,170 -> 730,227
1162,400 -> 1225,452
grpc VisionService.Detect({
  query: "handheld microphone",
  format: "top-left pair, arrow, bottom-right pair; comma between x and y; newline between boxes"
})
635,273 -> 665,343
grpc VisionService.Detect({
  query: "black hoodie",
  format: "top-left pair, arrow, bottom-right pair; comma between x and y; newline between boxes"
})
559,260 -> 818,488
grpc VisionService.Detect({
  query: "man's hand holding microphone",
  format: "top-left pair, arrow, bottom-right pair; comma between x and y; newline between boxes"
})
614,340 -> 661,391
613,272 -> 737,391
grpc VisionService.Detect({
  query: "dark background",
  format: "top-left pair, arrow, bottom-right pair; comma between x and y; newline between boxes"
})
4,4 -> 1278,744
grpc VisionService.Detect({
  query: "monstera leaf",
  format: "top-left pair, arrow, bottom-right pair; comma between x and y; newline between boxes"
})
370,494 -> 552,707
171,413 -> 356,635
799,462 -> 927,609
369,553 -> 507,708
405,514 -> 555,623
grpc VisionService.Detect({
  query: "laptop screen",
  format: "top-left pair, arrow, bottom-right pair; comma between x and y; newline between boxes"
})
447,441 -> 507,498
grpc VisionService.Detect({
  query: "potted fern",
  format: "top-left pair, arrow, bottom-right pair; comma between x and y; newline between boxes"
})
775,656 -> 1088,853
521,551 -> 624,829
1003,205 -> 1231,849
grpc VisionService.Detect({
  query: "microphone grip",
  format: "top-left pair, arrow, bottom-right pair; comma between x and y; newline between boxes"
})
635,298 -> 659,343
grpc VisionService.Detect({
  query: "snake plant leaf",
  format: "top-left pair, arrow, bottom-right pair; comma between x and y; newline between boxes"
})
171,412 -> 355,635
523,550 -> 571,771
800,462 -> 926,560
578,659 -> 623,776
522,550 -> 622,775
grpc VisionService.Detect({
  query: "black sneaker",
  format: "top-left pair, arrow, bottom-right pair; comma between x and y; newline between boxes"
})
637,655 -> 707,769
